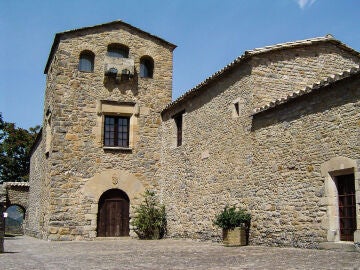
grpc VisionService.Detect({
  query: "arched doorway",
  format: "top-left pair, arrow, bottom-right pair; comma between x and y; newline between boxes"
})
97,189 -> 130,237
5,204 -> 25,235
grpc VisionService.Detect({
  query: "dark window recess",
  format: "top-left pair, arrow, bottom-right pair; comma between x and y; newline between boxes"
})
107,44 -> 129,58
337,174 -> 357,241
173,112 -> 184,147
78,51 -> 95,72
104,116 -> 130,147
140,56 -> 154,78
234,102 -> 240,116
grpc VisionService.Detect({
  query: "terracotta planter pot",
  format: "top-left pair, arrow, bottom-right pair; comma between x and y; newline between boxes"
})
223,227 -> 247,246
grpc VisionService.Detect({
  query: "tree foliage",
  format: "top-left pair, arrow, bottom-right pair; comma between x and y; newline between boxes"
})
0,113 -> 40,184
213,205 -> 251,230
131,190 -> 167,239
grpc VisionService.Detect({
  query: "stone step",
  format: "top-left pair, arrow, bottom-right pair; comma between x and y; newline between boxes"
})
95,236 -> 132,241
319,242 -> 359,252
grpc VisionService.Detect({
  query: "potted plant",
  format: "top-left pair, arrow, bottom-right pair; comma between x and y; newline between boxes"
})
213,205 -> 251,246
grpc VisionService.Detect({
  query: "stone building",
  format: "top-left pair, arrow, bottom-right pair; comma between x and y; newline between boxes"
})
26,21 -> 176,240
27,20 -> 360,249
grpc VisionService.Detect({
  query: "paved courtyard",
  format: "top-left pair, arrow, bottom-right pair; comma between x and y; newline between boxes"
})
1,236 -> 360,269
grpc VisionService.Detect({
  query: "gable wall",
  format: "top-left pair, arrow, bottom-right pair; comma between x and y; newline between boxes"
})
251,43 -> 360,108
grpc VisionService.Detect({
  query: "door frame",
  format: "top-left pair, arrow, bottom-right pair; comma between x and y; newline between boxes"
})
321,157 -> 360,242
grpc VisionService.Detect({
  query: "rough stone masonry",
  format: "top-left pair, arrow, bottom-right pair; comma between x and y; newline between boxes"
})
26,21 -> 360,249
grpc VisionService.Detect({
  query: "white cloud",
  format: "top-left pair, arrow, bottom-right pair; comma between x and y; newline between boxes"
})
296,0 -> 317,9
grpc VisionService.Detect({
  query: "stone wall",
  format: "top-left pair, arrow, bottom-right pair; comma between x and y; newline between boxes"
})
160,62 -> 254,240
160,43 -> 360,247
251,43 -> 360,108
26,133 -> 47,237
250,73 -> 360,247
5,183 -> 29,210
29,23 -> 174,240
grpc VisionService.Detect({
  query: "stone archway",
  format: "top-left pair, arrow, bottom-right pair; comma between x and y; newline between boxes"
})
82,169 -> 145,238
321,156 -> 360,243
5,204 -> 26,235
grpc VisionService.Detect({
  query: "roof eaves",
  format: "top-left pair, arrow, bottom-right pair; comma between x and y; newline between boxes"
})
4,182 -> 30,188
252,65 -> 360,115
44,20 -> 177,74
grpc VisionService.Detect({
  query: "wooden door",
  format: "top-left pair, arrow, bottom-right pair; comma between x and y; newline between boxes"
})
337,174 -> 356,241
97,189 -> 130,237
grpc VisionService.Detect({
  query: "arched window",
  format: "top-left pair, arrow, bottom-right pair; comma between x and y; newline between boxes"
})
107,44 -> 129,58
140,56 -> 154,78
78,50 -> 95,72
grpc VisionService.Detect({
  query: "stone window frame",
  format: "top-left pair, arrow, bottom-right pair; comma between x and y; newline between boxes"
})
321,156 -> 360,243
96,100 -> 139,151
231,98 -> 244,118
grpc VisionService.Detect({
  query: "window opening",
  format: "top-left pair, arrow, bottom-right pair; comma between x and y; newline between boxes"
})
234,102 -> 240,117
78,51 -> 95,72
107,44 -> 129,58
140,56 -> 154,78
173,111 -> 184,147
104,116 -> 130,147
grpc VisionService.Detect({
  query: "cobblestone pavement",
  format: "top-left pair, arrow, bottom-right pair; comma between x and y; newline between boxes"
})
1,236 -> 360,270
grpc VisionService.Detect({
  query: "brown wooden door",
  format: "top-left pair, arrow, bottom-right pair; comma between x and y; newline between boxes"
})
97,189 -> 130,237
337,174 -> 356,241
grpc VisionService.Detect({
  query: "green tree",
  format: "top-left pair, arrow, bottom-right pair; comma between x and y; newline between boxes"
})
0,113 -> 40,184
131,190 -> 167,239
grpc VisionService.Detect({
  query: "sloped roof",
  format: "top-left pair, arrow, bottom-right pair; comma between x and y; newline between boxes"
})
44,20 -> 176,74
253,65 -> 360,115
162,34 -> 360,114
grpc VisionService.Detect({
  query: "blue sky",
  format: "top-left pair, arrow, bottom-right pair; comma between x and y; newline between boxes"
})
0,0 -> 359,129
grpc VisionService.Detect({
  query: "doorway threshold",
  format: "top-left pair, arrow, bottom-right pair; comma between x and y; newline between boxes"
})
95,237 -> 132,241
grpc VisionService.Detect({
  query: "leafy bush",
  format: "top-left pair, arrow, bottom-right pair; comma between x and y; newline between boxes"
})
131,190 -> 166,239
213,205 -> 251,230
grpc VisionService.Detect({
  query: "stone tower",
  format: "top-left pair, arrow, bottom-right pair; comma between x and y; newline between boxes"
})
27,21 -> 176,240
